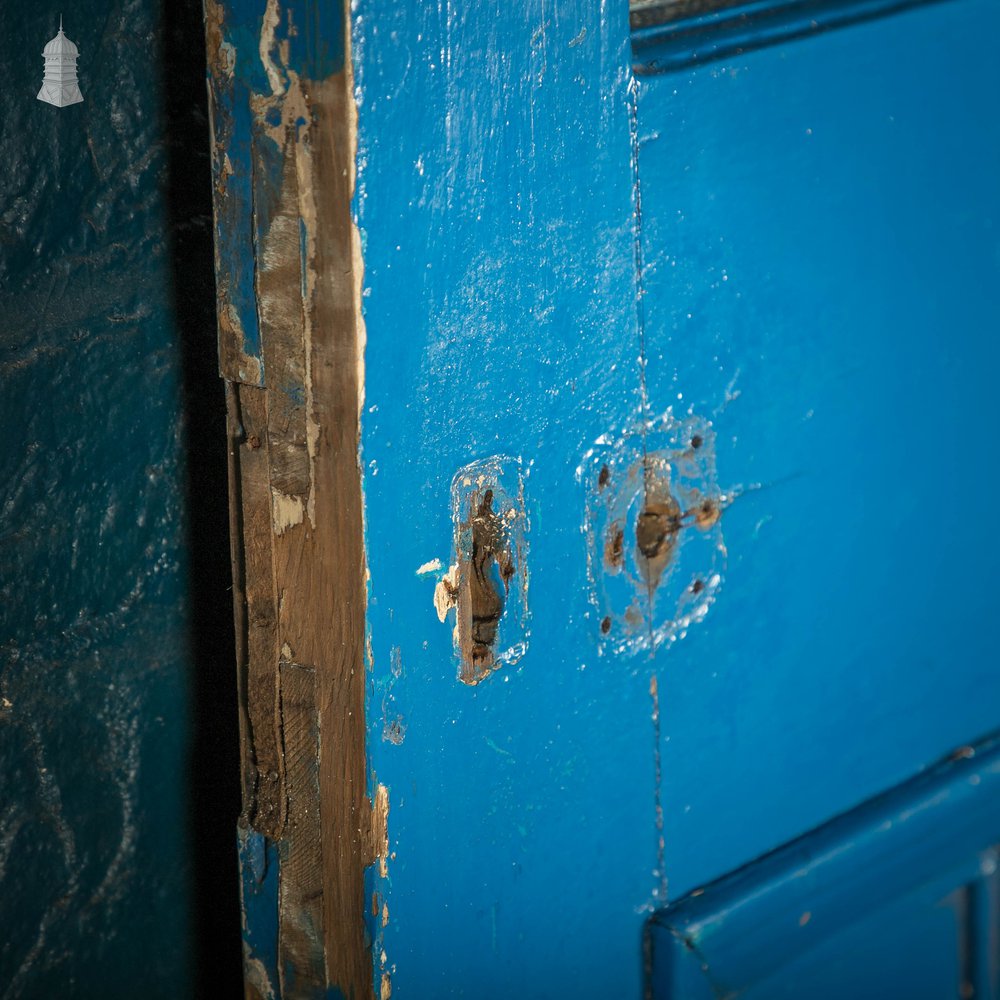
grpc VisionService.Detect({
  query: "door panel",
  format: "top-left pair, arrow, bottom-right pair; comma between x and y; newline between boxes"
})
634,0 -> 1000,900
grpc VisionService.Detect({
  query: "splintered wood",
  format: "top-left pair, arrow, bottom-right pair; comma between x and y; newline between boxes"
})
209,1 -> 386,995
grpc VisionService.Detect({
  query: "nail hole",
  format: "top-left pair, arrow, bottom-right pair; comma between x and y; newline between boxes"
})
690,435 -> 703,449
600,616 -> 611,634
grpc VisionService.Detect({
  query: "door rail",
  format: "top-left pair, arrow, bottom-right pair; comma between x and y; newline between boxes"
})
645,731 -> 1000,998
631,0 -> 952,73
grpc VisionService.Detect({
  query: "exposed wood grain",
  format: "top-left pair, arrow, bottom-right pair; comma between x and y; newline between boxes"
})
279,69 -> 376,996
225,381 -> 255,810
256,146 -> 310,520
277,661 -> 325,997
236,384 -> 285,839
207,2 -> 383,995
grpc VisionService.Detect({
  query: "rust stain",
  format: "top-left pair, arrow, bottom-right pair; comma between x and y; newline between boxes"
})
604,520 -> 625,572
692,496 -> 721,531
635,486 -> 682,590
579,413 -> 728,655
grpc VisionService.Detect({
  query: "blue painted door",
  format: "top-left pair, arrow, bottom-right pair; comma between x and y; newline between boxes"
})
631,1 -> 1000,995
211,0 -> 1000,996
356,0 -> 1000,996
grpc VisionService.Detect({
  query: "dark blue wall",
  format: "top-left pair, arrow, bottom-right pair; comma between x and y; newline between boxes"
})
0,2 -> 240,995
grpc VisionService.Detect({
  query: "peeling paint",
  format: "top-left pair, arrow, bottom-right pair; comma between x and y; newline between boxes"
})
438,457 -> 530,685
204,0 -> 266,383
370,783 -> 390,878
258,0 -> 286,97
244,953 -> 277,1000
433,563 -> 459,623
208,0 -> 375,993
270,488 -> 305,534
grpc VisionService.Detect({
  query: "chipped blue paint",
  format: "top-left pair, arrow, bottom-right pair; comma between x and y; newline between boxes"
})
226,0 -> 343,85
206,0 -> 1000,993
350,0 -> 1000,996
239,825 -> 281,998
207,0 -> 347,385
206,2 -> 266,382
285,0 -> 345,78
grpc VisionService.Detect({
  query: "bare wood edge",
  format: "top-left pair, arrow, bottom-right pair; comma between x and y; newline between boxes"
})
207,0 -> 387,995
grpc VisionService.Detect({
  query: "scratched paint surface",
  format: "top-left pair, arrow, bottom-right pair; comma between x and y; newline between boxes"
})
352,0 -> 1000,996
353,2 -> 665,996
634,0 -> 1000,919
0,2 -> 198,995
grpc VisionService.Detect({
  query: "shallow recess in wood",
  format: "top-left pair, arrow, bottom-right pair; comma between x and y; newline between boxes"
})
579,412 -> 727,655
435,456 -> 530,684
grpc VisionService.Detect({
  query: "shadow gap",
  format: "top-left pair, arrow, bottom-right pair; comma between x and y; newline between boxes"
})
159,1 -> 243,995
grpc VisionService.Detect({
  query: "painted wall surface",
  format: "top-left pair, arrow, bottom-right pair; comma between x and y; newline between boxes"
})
0,2 -> 239,995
